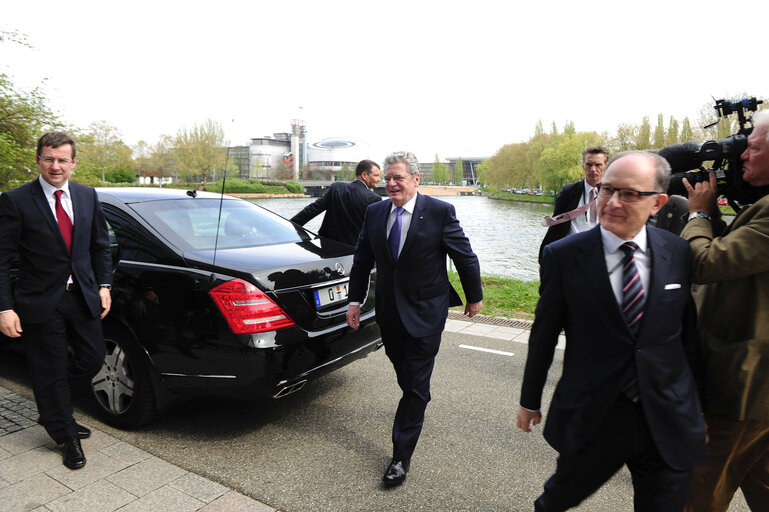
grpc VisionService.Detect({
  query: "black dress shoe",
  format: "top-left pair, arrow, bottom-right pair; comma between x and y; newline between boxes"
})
62,438 -> 86,470
383,459 -> 409,486
75,422 -> 91,439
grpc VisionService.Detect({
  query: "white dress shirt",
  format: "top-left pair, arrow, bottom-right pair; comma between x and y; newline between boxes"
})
569,181 -> 598,235
600,226 -> 651,306
386,193 -> 418,258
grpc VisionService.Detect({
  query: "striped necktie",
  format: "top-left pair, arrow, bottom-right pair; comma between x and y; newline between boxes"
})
620,242 -> 645,335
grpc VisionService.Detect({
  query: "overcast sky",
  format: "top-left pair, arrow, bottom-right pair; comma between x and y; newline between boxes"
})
3,0 -> 768,164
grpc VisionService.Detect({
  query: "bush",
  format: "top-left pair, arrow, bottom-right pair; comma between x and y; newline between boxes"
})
285,180 -> 304,193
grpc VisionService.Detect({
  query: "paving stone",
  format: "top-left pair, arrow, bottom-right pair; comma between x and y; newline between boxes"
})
100,442 -> 152,466
0,447 -> 61,484
115,485 -> 205,512
0,425 -> 52,455
0,472 -> 71,512
200,490 -> 276,512
107,457 -> 187,497
47,451 -> 131,491
47,479 -> 136,512
171,472 -> 228,503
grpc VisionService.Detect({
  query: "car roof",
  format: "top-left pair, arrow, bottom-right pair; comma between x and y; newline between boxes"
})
96,187 -> 235,203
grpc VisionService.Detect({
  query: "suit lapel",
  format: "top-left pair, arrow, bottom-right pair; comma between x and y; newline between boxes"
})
399,193 -> 425,260
640,226 -> 671,339
574,227 -> 622,322
31,179 -> 69,253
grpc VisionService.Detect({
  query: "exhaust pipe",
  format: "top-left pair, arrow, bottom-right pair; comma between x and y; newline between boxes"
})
274,379 -> 307,399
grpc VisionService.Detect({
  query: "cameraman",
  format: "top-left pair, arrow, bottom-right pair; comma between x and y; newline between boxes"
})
681,109 -> 769,512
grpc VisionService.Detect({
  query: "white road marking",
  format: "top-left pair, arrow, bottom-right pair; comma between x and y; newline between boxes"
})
458,344 -> 514,357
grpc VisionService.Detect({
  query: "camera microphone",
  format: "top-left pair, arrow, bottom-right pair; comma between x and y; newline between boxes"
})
658,141 -> 701,173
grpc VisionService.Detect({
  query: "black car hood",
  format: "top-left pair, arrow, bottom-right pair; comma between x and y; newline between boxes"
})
183,238 -> 355,291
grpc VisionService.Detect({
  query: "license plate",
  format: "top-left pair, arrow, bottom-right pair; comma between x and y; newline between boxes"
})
314,282 -> 349,307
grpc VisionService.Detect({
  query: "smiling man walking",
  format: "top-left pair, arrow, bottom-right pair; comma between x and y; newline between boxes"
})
346,151 -> 483,486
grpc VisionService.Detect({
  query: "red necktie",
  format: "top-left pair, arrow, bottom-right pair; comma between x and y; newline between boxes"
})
54,190 -> 73,253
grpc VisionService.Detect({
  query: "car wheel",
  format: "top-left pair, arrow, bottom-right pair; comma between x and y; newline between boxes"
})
90,331 -> 157,428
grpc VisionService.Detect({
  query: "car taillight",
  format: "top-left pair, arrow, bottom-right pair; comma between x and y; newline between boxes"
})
209,279 -> 295,334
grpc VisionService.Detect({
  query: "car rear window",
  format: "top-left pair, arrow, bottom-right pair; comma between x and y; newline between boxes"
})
129,198 -> 311,251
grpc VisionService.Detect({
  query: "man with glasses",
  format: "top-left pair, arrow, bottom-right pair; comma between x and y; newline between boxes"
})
518,151 -> 706,511
291,159 -> 382,246
539,146 -> 609,263
346,151 -> 483,487
0,132 -> 112,470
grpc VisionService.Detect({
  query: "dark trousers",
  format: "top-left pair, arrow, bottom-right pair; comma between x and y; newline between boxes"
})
380,323 -> 442,463
22,289 -> 105,443
535,395 -> 693,512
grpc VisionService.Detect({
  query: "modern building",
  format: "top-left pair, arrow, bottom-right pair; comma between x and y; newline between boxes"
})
307,137 -> 372,177
446,157 -> 486,185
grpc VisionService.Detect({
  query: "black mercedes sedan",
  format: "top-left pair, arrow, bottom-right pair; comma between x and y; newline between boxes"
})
44,187 -> 380,428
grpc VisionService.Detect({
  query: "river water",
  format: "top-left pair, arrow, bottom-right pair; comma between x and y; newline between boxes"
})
248,195 -> 551,282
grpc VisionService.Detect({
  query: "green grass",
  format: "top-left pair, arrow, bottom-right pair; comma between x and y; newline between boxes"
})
448,270 -> 539,319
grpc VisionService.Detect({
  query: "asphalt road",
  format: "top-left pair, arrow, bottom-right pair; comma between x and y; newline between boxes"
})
0,330 -> 748,512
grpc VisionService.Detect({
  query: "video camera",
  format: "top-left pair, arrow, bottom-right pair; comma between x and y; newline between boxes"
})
659,97 -> 769,209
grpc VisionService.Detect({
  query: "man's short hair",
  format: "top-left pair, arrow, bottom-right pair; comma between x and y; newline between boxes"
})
607,150 -> 671,193
355,159 -> 380,177
753,110 -> 769,142
582,145 -> 609,164
37,132 -> 77,159
383,151 -> 420,176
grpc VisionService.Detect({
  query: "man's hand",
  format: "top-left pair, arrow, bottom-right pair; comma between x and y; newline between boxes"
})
517,406 -> 542,433
464,300 -> 483,318
0,310 -> 22,338
683,170 -> 718,216
346,304 -> 361,330
99,287 -> 112,319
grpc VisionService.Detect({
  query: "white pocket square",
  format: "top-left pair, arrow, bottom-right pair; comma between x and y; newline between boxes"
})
664,283 -> 682,290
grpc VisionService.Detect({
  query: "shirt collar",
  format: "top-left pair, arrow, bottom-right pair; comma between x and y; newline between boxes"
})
583,180 -> 596,195
38,175 -> 70,198
600,225 -> 648,255
390,192 -> 418,215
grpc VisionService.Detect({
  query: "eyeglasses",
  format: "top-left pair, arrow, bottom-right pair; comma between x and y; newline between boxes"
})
598,185 -> 659,203
384,174 -> 411,183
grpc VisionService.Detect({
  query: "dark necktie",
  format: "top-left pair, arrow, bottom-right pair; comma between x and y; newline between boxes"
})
388,207 -> 404,261
54,190 -> 73,253
620,241 -> 644,402
620,241 -> 645,335
588,187 -> 597,224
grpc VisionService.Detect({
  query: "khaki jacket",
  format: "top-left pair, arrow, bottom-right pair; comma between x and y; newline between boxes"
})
682,194 -> 769,421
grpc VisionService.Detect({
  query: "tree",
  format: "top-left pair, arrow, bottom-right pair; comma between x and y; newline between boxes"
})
432,154 -> 449,184
611,123 -> 638,153
74,121 -> 134,184
173,119 -> 227,181
680,117 -> 694,142
454,157 -> 464,184
665,116 -> 680,146
636,116 -> 651,150
0,43 -> 60,187
653,114 -> 665,149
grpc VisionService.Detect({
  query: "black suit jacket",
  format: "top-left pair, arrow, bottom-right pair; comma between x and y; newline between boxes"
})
348,193 -> 482,338
291,179 -> 381,246
0,179 -> 112,322
538,179 -> 586,263
521,225 -> 705,471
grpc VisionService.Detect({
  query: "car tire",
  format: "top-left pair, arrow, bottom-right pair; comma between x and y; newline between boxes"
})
90,328 -> 157,428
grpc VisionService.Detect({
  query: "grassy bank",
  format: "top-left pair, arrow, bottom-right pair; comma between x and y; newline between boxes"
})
448,270 -> 539,319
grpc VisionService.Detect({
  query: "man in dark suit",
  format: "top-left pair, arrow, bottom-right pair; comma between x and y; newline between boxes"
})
539,146 -> 609,263
0,132 -> 113,470
291,159 -> 381,245
518,151 -> 706,511
346,151 -> 483,487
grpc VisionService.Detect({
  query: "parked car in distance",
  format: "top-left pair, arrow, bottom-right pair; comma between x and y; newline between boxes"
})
2,188 -> 382,428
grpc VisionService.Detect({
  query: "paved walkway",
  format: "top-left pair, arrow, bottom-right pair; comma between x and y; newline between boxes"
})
0,315 -> 540,512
